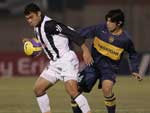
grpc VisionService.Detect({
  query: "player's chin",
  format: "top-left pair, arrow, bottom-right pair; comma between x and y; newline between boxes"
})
29,23 -> 35,27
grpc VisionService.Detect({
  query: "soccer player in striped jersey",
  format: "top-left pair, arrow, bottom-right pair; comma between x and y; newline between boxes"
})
70,9 -> 143,113
24,3 -> 93,113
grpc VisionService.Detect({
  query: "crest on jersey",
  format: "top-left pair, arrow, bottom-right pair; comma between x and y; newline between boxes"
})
108,36 -> 114,43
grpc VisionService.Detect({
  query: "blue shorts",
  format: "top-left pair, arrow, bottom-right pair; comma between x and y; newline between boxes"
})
96,58 -> 117,84
78,66 -> 98,92
78,60 -> 117,93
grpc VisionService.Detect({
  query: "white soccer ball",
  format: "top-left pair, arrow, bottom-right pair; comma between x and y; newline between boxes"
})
24,38 -> 42,56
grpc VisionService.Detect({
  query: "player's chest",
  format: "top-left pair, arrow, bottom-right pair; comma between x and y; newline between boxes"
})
95,31 -> 127,48
35,28 -> 52,43
35,28 -> 68,47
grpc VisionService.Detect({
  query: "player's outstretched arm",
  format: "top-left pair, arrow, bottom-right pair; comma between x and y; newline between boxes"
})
81,43 -> 93,66
132,72 -> 143,81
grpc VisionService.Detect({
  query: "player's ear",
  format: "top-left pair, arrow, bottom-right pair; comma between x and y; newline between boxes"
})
37,11 -> 41,17
118,21 -> 122,26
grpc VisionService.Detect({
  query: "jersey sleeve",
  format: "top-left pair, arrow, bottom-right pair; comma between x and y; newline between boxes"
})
78,25 -> 99,39
126,38 -> 139,73
44,20 -> 60,35
44,20 -> 85,46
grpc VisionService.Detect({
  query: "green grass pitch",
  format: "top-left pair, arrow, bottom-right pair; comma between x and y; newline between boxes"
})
0,76 -> 150,113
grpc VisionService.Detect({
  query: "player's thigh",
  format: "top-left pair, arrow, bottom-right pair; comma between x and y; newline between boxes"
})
64,80 -> 79,97
37,62 -> 59,87
59,50 -> 79,81
99,66 -> 116,95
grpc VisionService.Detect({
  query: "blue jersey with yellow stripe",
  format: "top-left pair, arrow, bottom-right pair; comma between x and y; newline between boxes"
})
79,23 -> 139,73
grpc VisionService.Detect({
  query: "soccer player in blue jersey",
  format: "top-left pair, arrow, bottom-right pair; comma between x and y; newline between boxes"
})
70,9 -> 143,113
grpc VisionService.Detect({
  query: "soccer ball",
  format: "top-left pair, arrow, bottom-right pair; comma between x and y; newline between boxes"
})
24,38 -> 42,56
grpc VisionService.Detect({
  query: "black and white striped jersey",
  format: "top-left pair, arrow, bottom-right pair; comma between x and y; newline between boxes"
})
34,15 -> 85,61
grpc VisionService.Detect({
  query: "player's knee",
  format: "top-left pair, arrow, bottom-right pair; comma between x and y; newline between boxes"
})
102,84 -> 113,96
69,90 -> 79,98
33,85 -> 46,97
102,87 -> 112,96
65,80 -> 80,98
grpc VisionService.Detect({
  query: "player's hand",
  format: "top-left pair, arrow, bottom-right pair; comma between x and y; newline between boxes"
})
81,44 -> 94,65
22,38 -> 29,43
132,72 -> 143,81
83,50 -> 93,65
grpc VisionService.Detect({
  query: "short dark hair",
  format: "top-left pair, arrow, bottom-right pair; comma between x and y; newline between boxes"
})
105,9 -> 125,27
24,3 -> 41,15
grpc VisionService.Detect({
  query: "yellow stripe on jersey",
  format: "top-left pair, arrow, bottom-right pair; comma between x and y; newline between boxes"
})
93,37 -> 124,60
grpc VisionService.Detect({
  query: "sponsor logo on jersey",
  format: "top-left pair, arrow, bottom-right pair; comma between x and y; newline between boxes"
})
93,37 -> 124,60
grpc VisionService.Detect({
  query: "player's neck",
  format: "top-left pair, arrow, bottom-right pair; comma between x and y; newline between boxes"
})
112,28 -> 123,36
36,15 -> 44,27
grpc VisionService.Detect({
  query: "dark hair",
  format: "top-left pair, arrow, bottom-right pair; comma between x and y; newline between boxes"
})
24,3 -> 41,15
105,9 -> 124,27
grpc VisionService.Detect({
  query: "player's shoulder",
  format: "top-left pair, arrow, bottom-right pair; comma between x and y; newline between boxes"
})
98,23 -> 108,31
123,30 -> 132,40
44,16 -> 62,31
44,17 -> 56,26
98,23 -> 106,28
89,23 -> 107,34
78,23 -> 105,33
44,15 -> 52,21
89,23 -> 106,30
44,16 -> 66,29
122,30 -> 134,44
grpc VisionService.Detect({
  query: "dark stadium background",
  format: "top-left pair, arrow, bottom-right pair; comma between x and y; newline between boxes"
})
0,0 -> 149,77
0,1 -> 149,113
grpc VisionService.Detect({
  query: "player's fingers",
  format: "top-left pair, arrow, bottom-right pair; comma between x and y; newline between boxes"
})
86,60 -> 91,66
88,58 -> 94,66
88,58 -> 93,65
83,56 -> 93,66
22,38 -> 29,43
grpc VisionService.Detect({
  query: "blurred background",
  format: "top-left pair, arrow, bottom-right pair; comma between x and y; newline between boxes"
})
0,1 -> 150,113
0,0 -> 149,76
